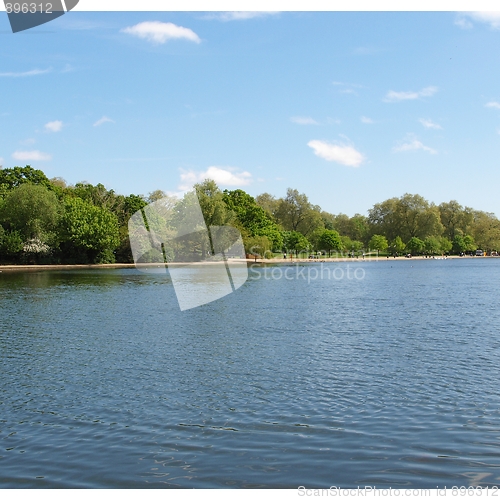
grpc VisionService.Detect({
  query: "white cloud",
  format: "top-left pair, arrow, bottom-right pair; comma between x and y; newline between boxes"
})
393,136 -> 437,154
0,157 -> 4,165
457,12 -> 500,30
307,140 -> 365,167
93,116 -> 114,127
205,12 -> 279,21
44,120 -> 63,132
290,116 -> 318,125
0,68 -> 51,77
384,86 -> 438,102
179,166 -> 252,190
486,101 -> 500,110
361,116 -> 374,124
12,150 -> 52,161
454,17 -> 473,29
121,21 -> 201,45
419,118 -> 442,129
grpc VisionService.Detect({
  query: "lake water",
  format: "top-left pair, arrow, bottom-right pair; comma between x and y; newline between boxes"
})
1,258 -> 500,488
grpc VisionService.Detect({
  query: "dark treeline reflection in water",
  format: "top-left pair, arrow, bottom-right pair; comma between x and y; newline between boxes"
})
1,259 -> 500,488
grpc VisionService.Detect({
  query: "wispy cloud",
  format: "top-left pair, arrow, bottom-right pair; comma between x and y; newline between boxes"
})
419,118 -> 442,129
456,12 -> 500,30
290,116 -> 318,125
12,150 -> 52,161
384,86 -> 438,102
486,101 -> 500,110
332,81 -> 365,96
61,64 -> 75,74
121,21 -> 201,45
93,116 -> 114,127
44,120 -> 63,133
204,12 -> 280,21
361,116 -> 374,124
0,68 -> 51,78
307,140 -> 365,167
393,135 -> 437,154
179,166 -> 252,190
0,157 -> 4,166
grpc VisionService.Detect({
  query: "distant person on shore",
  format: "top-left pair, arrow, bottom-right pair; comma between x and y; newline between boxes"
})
283,252 -> 287,259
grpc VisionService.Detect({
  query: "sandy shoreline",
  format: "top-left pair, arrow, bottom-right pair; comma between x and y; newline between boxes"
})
0,255 -> 497,272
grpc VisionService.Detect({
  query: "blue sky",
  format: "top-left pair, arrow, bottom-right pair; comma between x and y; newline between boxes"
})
1,11 -> 500,216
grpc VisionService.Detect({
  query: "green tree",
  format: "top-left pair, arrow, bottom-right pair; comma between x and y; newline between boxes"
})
368,234 -> 388,253
439,237 -> 452,254
369,194 -> 443,242
0,184 -> 61,244
340,236 -> 364,255
60,197 -> 120,263
255,193 -> 280,218
439,201 -> 474,240
334,213 -> 369,244
0,165 -> 52,197
274,188 -> 324,236
195,180 -> 235,228
424,236 -> 441,255
223,189 -> 283,250
470,211 -> 500,251
463,235 -> 476,253
0,230 -> 23,258
452,235 -> 466,254
282,231 -> 310,257
391,236 -> 406,255
245,235 -> 273,259
406,237 -> 424,255
318,229 -> 343,256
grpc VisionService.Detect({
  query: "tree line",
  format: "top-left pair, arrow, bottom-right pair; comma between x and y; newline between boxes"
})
1,165 -> 499,264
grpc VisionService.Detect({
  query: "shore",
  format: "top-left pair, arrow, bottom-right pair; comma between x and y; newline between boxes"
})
0,254 -> 497,272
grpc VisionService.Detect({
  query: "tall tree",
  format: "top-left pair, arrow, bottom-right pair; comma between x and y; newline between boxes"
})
369,194 -> 443,242
274,188 -> 324,236
255,193 -> 280,219
195,180 -> 235,228
470,211 -> 500,251
438,201 -> 474,240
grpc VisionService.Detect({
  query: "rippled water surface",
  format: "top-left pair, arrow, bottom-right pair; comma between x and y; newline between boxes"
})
1,259 -> 500,488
